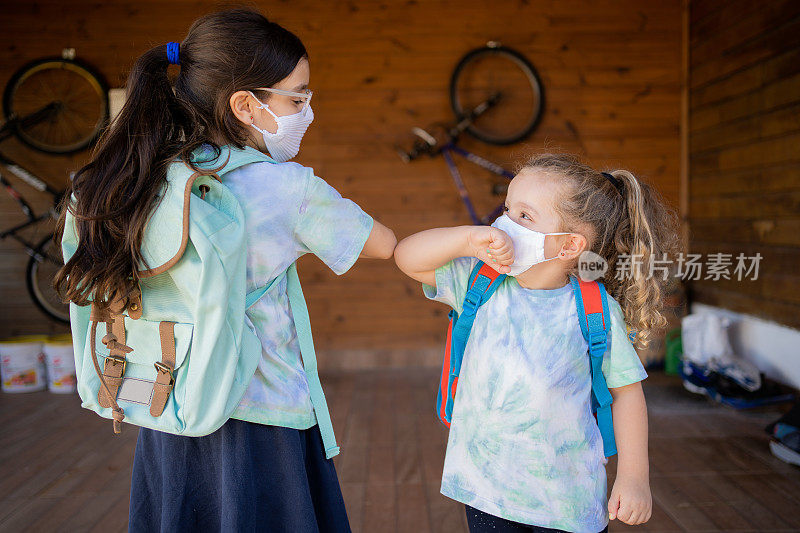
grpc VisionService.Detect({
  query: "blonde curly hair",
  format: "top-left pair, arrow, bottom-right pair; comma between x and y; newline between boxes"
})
519,153 -> 682,347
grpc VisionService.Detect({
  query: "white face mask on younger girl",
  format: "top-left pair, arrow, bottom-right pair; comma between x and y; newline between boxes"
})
248,89 -> 314,162
491,214 -> 569,277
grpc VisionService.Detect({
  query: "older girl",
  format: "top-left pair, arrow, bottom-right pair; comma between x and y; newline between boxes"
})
55,9 -> 395,532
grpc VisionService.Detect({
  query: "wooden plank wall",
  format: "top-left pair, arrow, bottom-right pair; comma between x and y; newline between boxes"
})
688,0 -> 800,329
0,0 -> 681,368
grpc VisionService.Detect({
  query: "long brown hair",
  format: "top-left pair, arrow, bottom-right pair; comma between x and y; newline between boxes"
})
521,153 -> 682,347
54,9 -> 306,310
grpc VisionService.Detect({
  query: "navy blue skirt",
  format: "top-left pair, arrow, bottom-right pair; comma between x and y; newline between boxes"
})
129,418 -> 351,533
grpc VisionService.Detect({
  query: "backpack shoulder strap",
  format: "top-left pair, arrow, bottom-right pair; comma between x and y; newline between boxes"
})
137,146 -> 275,279
453,261 -> 506,347
190,145 -> 277,177
464,262 -> 506,310
246,276 -> 282,310
440,262 -> 506,422
570,276 -> 617,457
285,262 -> 340,459
191,145 -> 279,308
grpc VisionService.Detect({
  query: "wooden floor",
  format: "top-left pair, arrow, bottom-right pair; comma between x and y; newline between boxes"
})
1,369 -> 799,532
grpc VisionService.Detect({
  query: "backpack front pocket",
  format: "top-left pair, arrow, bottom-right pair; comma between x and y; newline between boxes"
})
79,315 -> 194,431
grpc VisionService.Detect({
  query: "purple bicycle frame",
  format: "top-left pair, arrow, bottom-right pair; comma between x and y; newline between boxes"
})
440,142 -> 515,225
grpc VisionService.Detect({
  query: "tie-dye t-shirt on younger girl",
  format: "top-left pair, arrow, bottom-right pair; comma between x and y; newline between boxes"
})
423,257 -> 647,533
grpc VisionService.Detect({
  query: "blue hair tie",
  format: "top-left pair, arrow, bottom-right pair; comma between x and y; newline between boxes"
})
166,42 -> 180,65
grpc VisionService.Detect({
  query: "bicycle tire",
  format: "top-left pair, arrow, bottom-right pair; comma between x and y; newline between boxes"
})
449,45 -> 544,146
26,234 -> 70,324
3,57 -> 109,155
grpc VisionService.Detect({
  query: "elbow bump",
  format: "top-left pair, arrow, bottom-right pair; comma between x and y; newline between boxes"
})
385,231 -> 398,258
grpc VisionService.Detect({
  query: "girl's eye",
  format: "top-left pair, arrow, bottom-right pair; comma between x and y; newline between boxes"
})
521,213 -> 530,220
293,100 -> 304,105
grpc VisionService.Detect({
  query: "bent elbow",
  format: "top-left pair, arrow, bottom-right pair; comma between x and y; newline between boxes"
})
375,230 -> 397,259
379,230 -> 398,259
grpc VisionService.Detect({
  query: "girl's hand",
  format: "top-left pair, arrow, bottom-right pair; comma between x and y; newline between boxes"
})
467,226 -> 514,274
608,475 -> 652,525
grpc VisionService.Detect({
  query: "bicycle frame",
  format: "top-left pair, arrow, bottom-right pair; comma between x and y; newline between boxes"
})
439,142 -> 514,225
0,102 -> 76,324
400,94 -> 517,225
0,109 -> 64,257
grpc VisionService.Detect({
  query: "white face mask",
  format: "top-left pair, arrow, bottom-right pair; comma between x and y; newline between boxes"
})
491,214 -> 569,277
248,89 -> 314,162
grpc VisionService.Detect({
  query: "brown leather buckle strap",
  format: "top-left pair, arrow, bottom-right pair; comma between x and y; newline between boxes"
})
89,301 -> 130,434
150,321 -> 176,417
98,355 -> 126,406
97,308 -> 131,409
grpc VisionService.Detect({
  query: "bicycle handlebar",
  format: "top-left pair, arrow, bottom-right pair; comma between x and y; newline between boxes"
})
0,103 -> 60,145
398,92 -> 503,163
450,91 -> 502,137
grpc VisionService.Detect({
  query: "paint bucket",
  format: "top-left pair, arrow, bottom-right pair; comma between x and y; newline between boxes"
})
0,336 -> 47,393
44,334 -> 76,393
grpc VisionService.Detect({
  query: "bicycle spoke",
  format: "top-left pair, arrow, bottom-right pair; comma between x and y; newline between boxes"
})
44,114 -> 58,144
57,108 -> 83,143
41,70 -> 61,104
62,69 -> 78,102
65,97 -> 101,126
62,85 -> 95,110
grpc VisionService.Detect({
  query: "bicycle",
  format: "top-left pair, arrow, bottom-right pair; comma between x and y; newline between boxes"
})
1,50 -> 109,324
398,42 -> 544,225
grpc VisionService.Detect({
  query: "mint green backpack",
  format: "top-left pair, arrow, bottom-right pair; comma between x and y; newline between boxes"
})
61,146 -> 340,458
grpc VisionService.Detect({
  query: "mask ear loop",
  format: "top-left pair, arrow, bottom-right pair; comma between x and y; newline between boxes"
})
547,233 -> 572,262
247,91 -> 280,120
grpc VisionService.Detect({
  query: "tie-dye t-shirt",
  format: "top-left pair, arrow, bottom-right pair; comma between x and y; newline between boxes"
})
423,257 -> 647,533
222,159 -> 373,429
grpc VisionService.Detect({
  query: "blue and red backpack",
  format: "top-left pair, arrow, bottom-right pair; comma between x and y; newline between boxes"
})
436,261 -> 618,457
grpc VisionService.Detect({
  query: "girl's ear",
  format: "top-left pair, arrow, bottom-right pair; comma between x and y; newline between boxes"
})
229,90 -> 255,126
558,233 -> 588,261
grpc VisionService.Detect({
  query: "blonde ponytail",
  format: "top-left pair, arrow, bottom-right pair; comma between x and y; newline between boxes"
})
609,170 -> 679,346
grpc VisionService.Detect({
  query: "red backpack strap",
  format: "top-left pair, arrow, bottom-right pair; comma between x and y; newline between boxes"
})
469,262 -> 503,288
573,278 -> 608,333
436,261 -> 506,427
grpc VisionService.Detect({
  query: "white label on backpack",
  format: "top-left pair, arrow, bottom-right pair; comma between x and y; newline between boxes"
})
117,377 -> 154,405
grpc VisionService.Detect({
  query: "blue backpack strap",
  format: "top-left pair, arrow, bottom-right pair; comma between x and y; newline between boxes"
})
441,262 -> 506,423
245,276 -> 281,310
571,276 -> 617,457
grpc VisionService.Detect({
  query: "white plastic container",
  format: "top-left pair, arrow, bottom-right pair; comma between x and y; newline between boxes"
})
44,334 -> 76,393
0,336 -> 47,393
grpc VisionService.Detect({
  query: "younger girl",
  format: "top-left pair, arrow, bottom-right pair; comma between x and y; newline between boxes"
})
55,9 -> 395,532
395,154 -> 680,533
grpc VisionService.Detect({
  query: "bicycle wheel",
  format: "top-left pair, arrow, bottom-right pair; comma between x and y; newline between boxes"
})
450,44 -> 544,146
26,234 -> 70,324
3,57 -> 108,154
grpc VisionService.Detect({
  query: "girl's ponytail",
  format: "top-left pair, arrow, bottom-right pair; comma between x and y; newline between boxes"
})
111,43 -> 184,174
608,170 -> 681,346
55,43 -> 184,309
54,9 -> 307,310
519,154 -> 681,347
